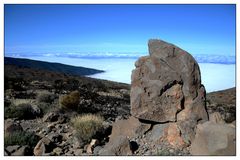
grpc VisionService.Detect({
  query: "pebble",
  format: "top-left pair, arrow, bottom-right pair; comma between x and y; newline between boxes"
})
143,150 -> 152,156
169,149 -> 174,153
74,149 -> 83,155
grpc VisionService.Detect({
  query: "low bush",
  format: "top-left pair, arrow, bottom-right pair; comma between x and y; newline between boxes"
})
59,90 -> 80,110
71,114 -> 104,142
4,103 -> 39,120
4,130 -> 39,148
37,92 -> 56,104
37,102 -> 54,116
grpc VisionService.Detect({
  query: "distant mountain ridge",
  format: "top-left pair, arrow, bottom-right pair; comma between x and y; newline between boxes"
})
4,57 -> 104,76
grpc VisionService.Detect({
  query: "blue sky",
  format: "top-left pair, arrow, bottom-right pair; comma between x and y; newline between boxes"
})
5,4 -> 236,57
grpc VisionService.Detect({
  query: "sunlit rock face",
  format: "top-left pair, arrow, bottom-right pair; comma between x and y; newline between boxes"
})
131,39 -> 208,124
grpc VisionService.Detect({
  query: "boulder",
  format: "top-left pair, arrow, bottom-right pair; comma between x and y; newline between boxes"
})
11,145 -> 30,156
4,119 -> 23,134
33,140 -> 46,156
190,121 -> 236,155
34,137 -> 55,156
130,39 -> 208,147
31,104 -> 41,117
110,116 -> 151,140
99,136 -> 132,155
131,39 -> 208,123
33,140 -> 45,156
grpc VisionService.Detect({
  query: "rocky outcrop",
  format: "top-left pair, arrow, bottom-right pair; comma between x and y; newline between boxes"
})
129,39 -> 209,148
100,39 -> 210,155
131,39 -> 208,123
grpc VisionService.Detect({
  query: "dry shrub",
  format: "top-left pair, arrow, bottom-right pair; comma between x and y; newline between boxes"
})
71,114 -> 104,142
59,90 -> 80,110
37,92 -> 56,104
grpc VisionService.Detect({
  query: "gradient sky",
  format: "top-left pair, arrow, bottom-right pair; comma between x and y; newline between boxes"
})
4,4 -> 236,56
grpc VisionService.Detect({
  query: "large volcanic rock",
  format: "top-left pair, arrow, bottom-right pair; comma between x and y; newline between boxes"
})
131,39 -> 208,123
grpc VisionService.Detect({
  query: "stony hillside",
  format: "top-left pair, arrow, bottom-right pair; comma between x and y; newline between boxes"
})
4,41 -> 236,156
5,57 -> 104,76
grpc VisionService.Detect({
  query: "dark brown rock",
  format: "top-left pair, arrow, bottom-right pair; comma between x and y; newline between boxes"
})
130,39 -> 208,147
110,116 -> 151,140
131,39 -> 208,123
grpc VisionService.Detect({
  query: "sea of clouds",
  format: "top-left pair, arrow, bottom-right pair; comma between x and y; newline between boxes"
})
7,52 -> 236,64
6,52 -> 235,92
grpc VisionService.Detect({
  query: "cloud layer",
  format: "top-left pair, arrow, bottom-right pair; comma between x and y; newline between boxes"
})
5,52 -> 235,64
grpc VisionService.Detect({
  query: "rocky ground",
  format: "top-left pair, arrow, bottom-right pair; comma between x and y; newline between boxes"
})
4,54 -> 236,156
206,87 -> 236,123
4,75 -> 235,156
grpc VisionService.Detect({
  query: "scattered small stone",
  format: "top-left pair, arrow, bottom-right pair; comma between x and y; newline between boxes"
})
169,149 -> 174,153
143,150 -> 152,156
74,149 -> 83,155
93,146 -> 103,155
43,112 -> 59,122
34,137 -> 55,156
5,145 -> 21,154
4,149 -> 10,156
86,139 -> 99,154
47,133 -> 62,143
52,147 -> 63,156
11,145 -> 30,156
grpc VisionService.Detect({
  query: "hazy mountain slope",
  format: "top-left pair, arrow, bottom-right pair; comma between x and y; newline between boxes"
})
5,57 -> 104,76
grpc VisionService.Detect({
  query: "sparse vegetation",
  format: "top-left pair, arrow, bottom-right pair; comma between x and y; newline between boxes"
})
37,102 -> 55,116
4,77 -> 28,91
4,103 -> 40,120
4,130 -> 39,148
71,114 -> 104,142
37,92 -> 56,104
59,90 -> 80,110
